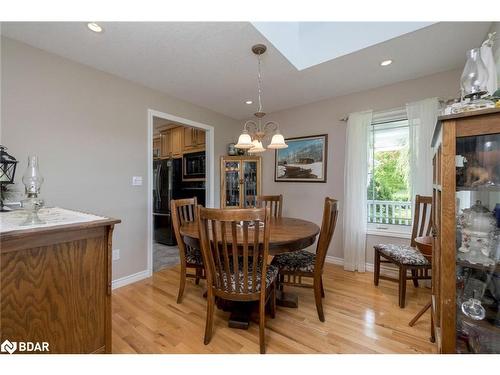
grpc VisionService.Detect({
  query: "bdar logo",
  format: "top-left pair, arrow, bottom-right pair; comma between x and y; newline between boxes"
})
1,340 -> 17,354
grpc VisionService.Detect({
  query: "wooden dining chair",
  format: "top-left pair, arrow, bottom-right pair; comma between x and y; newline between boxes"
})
373,195 -> 432,308
256,194 -> 283,218
271,197 -> 338,322
197,206 -> 277,354
171,198 -> 205,303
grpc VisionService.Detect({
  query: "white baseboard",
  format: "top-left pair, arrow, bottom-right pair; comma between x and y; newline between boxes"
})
325,255 -> 344,266
325,256 -> 399,278
112,269 -> 152,290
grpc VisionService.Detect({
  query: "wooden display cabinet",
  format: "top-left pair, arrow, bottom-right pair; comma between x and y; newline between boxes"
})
431,108 -> 500,353
220,155 -> 261,209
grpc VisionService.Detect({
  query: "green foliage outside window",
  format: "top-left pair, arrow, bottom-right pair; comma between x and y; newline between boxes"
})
368,147 -> 410,202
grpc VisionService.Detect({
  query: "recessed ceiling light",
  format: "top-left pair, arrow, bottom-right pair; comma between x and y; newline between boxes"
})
380,59 -> 393,66
87,22 -> 103,33
245,100 -> 253,105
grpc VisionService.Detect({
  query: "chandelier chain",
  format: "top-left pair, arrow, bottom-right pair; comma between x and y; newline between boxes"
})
257,53 -> 263,113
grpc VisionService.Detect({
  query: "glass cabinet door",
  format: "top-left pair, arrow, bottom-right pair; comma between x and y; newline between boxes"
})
455,132 -> 500,353
224,161 -> 241,207
242,160 -> 258,207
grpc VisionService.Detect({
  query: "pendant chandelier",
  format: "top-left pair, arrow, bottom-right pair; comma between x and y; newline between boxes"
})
235,44 -> 288,153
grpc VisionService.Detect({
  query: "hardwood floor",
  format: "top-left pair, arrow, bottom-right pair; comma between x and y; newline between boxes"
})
112,263 -> 436,354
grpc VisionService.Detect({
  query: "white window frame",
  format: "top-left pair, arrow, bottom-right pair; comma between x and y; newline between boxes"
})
367,107 -> 412,238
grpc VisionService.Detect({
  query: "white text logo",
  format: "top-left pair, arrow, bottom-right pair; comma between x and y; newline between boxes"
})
1,340 -> 49,354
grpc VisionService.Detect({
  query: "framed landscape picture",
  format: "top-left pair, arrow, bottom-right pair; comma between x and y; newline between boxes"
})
275,134 -> 328,182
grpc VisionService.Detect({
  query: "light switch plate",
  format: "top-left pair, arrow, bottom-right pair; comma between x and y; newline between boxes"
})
132,176 -> 143,186
113,249 -> 120,261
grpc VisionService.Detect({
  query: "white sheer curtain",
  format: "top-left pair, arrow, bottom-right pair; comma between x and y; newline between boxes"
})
343,110 -> 372,272
407,98 -> 439,198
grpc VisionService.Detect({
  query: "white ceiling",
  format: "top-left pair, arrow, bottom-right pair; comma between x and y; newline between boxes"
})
1,22 -> 492,120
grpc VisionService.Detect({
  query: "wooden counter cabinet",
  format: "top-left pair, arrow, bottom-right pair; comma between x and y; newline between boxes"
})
0,212 -> 120,354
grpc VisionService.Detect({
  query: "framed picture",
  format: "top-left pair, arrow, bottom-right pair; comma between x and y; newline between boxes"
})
274,134 -> 328,182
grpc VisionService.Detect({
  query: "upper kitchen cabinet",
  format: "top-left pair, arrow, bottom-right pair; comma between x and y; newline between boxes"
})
153,135 -> 161,159
159,126 -> 184,159
183,127 -> 205,153
171,126 -> 183,158
160,129 -> 171,158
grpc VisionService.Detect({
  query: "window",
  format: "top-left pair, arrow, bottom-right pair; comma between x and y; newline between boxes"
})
367,109 -> 412,232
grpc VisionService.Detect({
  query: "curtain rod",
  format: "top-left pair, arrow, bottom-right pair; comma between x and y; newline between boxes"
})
339,97 -> 447,122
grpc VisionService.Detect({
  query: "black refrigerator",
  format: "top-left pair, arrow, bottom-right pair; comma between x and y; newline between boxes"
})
153,158 -> 182,246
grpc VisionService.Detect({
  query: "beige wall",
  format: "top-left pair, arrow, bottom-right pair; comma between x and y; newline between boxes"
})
1,37 -> 240,281
257,68 -> 462,265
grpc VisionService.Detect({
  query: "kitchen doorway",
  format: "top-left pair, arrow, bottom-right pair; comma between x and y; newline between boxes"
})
147,109 -> 214,275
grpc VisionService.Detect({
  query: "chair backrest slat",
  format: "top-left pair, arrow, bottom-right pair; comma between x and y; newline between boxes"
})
242,222 -> 249,293
252,221 -> 259,293
314,197 -> 339,275
220,221 -> 232,292
256,195 -> 283,218
171,197 -> 199,265
410,195 -> 432,247
231,222 -> 240,293
197,207 -> 270,298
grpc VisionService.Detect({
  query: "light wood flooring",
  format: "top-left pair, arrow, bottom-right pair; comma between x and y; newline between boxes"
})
112,263 -> 436,353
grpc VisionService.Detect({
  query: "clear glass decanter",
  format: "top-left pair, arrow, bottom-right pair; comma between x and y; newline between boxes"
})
21,155 -> 45,225
460,48 -> 489,99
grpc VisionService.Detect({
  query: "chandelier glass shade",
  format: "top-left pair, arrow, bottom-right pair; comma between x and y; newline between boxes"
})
235,44 -> 287,152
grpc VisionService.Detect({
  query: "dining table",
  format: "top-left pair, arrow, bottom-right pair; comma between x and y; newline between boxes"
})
179,216 -> 320,329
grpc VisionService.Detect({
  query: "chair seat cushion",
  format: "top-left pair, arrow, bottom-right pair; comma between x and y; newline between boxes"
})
271,250 -> 316,273
220,264 -> 278,293
374,244 -> 430,266
185,247 -> 203,266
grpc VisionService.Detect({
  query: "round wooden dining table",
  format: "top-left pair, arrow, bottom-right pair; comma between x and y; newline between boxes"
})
180,216 -> 320,255
179,216 -> 320,329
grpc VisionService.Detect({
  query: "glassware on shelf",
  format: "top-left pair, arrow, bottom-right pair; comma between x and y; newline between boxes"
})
457,200 -> 496,265
461,290 -> 486,320
460,48 -> 489,99
20,155 -> 45,226
457,134 -> 500,189
488,273 -> 500,327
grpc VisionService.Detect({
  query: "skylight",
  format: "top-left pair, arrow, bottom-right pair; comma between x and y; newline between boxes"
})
252,22 -> 434,70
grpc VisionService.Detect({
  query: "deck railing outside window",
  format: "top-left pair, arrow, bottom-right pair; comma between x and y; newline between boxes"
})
367,200 -> 412,226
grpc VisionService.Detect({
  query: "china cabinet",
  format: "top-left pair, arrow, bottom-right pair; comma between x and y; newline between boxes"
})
431,108 -> 500,353
220,156 -> 261,208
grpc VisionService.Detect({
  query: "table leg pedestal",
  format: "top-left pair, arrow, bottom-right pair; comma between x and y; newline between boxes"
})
276,290 -> 298,308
